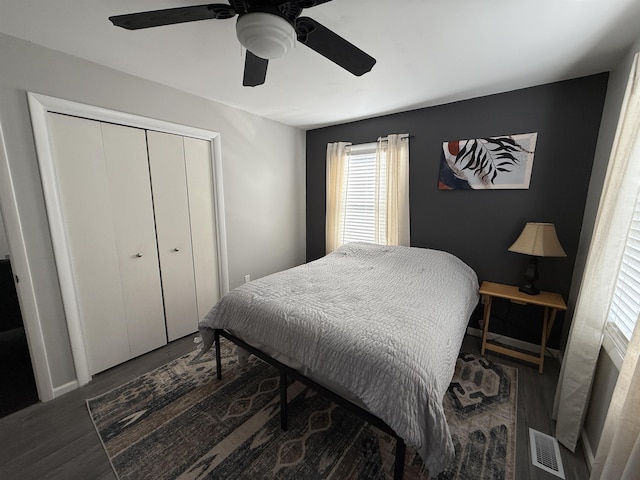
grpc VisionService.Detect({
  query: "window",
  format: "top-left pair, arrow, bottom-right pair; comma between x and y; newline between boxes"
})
340,143 -> 385,244
325,134 -> 409,253
606,194 -> 640,356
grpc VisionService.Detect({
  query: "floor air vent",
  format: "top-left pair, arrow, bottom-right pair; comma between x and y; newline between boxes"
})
529,428 -> 565,479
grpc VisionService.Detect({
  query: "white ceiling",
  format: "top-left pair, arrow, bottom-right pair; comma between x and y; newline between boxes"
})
1,0 -> 640,129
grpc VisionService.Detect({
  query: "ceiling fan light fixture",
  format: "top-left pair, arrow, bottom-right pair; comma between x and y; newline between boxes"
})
236,12 -> 295,60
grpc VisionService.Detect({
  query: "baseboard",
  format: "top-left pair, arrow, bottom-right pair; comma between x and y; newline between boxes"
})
466,327 -> 561,360
53,379 -> 79,398
581,429 -> 595,472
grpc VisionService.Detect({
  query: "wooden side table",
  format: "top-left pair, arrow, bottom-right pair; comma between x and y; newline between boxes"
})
479,281 -> 567,374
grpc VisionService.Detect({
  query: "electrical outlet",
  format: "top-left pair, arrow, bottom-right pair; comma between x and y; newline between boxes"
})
244,274 -> 251,283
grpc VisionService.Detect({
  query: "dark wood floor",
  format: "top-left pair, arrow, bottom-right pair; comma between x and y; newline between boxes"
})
0,334 -> 590,479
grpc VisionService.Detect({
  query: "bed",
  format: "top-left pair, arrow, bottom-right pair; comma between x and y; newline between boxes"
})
198,242 -> 479,478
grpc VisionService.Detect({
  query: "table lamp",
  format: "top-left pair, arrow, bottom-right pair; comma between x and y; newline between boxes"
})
508,222 -> 566,295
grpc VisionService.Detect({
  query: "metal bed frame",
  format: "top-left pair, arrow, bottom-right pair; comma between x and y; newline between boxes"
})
213,328 -> 407,480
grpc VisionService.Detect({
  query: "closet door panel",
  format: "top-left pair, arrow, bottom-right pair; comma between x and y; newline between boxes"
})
100,123 -> 167,356
147,131 -> 199,341
184,137 -> 220,320
47,113 -> 129,374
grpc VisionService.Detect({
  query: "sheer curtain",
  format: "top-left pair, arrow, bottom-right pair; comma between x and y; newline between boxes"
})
554,53 -> 640,451
325,141 -> 351,254
590,317 -> 640,480
376,134 -> 410,246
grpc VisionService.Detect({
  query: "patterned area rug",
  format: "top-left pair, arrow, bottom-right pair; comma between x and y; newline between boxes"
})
87,340 -> 517,480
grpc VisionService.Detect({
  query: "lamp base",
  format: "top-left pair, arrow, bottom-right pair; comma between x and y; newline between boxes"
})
519,256 -> 540,295
519,284 -> 540,295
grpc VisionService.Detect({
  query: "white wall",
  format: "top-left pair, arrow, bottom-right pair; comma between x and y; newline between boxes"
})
0,32 -> 306,390
0,207 -> 9,258
584,349 -> 619,456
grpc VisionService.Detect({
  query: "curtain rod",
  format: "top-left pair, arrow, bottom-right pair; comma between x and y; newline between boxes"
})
333,135 -> 414,147
375,134 -> 414,143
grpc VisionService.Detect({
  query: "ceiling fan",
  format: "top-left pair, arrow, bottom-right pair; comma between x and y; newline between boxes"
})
109,0 -> 376,87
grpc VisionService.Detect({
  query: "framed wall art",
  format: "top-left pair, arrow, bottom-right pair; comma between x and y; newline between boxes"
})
438,132 -> 538,190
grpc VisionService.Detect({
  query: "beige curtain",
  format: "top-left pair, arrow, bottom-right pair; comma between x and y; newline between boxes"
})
376,134 -> 410,246
554,53 -> 640,451
325,142 -> 350,254
590,318 -> 640,480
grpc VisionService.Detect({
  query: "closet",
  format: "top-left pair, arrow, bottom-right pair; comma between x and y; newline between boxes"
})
47,113 -> 220,375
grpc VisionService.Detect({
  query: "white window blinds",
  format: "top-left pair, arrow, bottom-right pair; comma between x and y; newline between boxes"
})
607,197 -> 640,344
340,143 -> 384,244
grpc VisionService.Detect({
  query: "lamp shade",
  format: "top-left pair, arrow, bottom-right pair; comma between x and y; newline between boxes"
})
236,12 -> 295,60
508,222 -> 567,257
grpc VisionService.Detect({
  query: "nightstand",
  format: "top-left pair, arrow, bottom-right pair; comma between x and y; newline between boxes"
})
479,281 -> 567,374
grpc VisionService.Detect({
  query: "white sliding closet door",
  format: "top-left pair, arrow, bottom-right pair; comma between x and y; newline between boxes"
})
48,114 -> 166,374
100,123 -> 167,357
184,137 -> 220,320
147,131 -> 199,341
48,113 -> 128,374
45,112 -> 222,376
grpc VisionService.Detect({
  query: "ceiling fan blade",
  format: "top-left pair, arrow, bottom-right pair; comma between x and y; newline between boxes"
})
109,4 -> 236,30
290,0 -> 334,8
243,51 -> 269,87
295,17 -> 375,76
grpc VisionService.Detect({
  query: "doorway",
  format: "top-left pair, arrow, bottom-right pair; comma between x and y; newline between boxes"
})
0,209 -> 38,417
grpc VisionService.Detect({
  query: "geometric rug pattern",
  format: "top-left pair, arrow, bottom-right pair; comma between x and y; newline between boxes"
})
87,340 -> 517,480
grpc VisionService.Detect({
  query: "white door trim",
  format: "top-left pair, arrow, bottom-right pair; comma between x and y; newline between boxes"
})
26,92 -> 229,389
0,120 -> 56,401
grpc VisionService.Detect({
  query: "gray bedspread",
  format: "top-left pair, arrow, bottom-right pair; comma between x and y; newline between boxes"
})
198,242 -> 479,475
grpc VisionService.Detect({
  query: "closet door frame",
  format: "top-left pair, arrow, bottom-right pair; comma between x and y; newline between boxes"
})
27,92 -> 229,391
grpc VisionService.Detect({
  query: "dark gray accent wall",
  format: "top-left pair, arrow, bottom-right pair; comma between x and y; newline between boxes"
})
306,73 -> 608,348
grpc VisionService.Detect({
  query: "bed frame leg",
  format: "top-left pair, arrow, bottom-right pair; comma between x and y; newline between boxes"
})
280,370 -> 288,431
214,329 -> 221,380
394,437 -> 405,480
